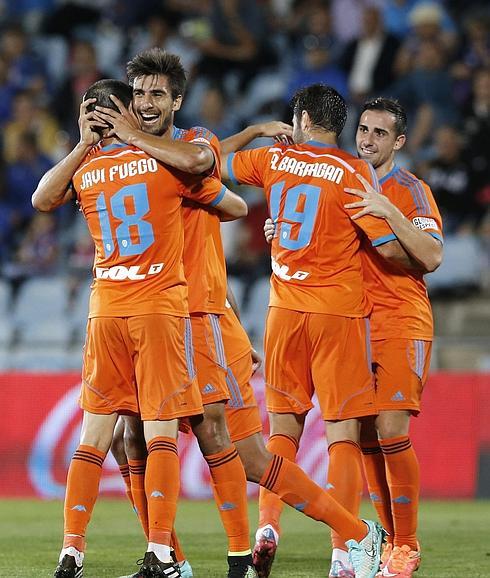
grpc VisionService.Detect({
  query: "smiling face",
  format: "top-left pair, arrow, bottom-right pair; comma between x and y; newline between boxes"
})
132,74 -> 182,136
356,109 -> 406,172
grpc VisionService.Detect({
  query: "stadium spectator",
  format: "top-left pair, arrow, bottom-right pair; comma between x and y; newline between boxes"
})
55,40 -> 105,142
394,2 -> 457,76
420,125 -> 480,233
2,89 -> 60,163
389,40 -> 456,156
341,5 -> 400,104
194,0 -> 277,95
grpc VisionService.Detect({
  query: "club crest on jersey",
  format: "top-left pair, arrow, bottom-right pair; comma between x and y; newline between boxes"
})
412,216 -> 437,231
95,262 -> 164,280
271,256 -> 310,281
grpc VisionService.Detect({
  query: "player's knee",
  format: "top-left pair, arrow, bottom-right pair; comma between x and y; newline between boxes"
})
110,430 -> 126,464
376,411 -> 410,439
191,403 -> 231,455
124,422 -> 147,460
240,448 -> 271,483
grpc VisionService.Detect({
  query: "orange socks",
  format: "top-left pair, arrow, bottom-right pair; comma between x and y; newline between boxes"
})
205,445 -> 251,554
146,437 -> 180,547
118,463 -> 133,507
380,436 -> 419,550
129,458 -> 149,540
63,445 -> 106,551
258,434 -> 299,532
260,455 -> 366,543
327,440 -> 363,550
361,441 -> 394,542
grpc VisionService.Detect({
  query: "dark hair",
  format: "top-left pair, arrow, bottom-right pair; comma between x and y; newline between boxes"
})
84,79 -> 133,135
84,79 -> 133,111
362,97 -> 407,136
126,48 -> 186,99
290,84 -> 347,137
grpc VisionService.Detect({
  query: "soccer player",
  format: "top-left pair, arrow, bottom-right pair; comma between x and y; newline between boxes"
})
94,49 -> 257,578
261,98 -> 443,578
221,84 -> 418,578
347,98 -> 443,578
32,78 -> 246,578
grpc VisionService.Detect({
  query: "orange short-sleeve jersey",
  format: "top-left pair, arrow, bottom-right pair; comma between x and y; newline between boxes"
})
73,142 -> 222,318
228,141 -> 396,317
175,126 -> 228,315
361,166 -> 443,340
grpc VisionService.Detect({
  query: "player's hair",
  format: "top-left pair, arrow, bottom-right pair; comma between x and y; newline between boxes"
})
83,79 -> 133,136
126,48 -> 186,99
362,97 -> 407,136
84,79 -> 133,111
290,84 -> 347,137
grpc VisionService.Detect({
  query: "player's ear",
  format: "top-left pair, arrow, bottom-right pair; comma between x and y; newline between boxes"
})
172,95 -> 183,112
394,134 -> 406,150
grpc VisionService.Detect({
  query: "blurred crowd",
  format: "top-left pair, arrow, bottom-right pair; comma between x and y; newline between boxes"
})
0,0 -> 488,303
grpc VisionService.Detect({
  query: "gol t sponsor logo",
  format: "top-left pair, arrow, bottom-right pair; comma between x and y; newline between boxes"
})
95,262 -> 164,280
271,256 -> 310,281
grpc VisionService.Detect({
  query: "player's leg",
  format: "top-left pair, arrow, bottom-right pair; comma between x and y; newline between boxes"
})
372,339 -> 431,577
55,411 -> 118,578
360,415 -> 394,572
245,308 -> 384,578
310,313 -> 378,577
111,417 -> 134,507
325,420 -> 363,578
128,314 -> 203,578
252,412 -> 304,578
55,317 -> 138,578
189,313 -> 252,578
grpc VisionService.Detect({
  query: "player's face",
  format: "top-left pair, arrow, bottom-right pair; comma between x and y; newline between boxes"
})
356,110 -> 405,169
132,74 -> 182,136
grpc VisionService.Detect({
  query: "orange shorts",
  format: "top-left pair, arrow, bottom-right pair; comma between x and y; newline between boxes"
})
191,313 -> 229,405
81,315 -> 203,421
224,353 -> 263,443
264,307 -> 376,421
372,339 -> 432,415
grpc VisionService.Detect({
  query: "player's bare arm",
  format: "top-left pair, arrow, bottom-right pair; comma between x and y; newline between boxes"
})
345,173 -> 443,272
32,98 -> 102,211
210,187 -> 248,219
95,95 -> 215,174
220,121 -> 293,156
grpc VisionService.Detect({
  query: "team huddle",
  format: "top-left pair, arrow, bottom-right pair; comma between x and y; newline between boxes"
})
32,47 -> 443,578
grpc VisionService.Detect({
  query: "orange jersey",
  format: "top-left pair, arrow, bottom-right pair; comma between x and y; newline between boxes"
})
228,141 -> 396,317
361,166 -> 443,340
73,142 -> 223,318
220,301 -> 252,364
175,126 -> 227,315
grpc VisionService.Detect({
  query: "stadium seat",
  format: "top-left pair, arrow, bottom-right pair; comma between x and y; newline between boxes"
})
70,281 -> 91,346
8,345 -> 69,371
0,279 -> 12,314
0,318 -> 15,347
13,277 -> 70,328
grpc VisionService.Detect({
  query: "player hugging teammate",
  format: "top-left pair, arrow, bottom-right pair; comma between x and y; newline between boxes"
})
32,45 -> 441,578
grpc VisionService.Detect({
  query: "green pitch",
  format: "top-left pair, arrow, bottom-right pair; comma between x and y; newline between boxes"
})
0,499 -> 489,577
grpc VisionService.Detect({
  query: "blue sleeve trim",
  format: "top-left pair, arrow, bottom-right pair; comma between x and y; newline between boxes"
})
429,232 -> 444,244
227,153 -> 239,186
372,233 -> 397,247
210,185 -> 227,207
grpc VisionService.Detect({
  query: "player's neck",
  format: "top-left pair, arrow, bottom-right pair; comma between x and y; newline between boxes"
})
100,136 -> 125,147
307,130 -> 337,146
375,159 -> 395,181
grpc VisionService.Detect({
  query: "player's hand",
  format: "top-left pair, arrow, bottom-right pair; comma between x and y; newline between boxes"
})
93,95 -> 141,142
344,173 -> 396,220
264,217 -> 276,243
258,121 -> 293,144
251,348 -> 262,375
78,98 -> 104,146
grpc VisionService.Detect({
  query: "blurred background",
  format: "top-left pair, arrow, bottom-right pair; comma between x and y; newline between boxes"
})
0,0 -> 488,500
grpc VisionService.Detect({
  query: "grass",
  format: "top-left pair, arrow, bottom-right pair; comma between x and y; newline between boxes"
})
0,499 -> 489,577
